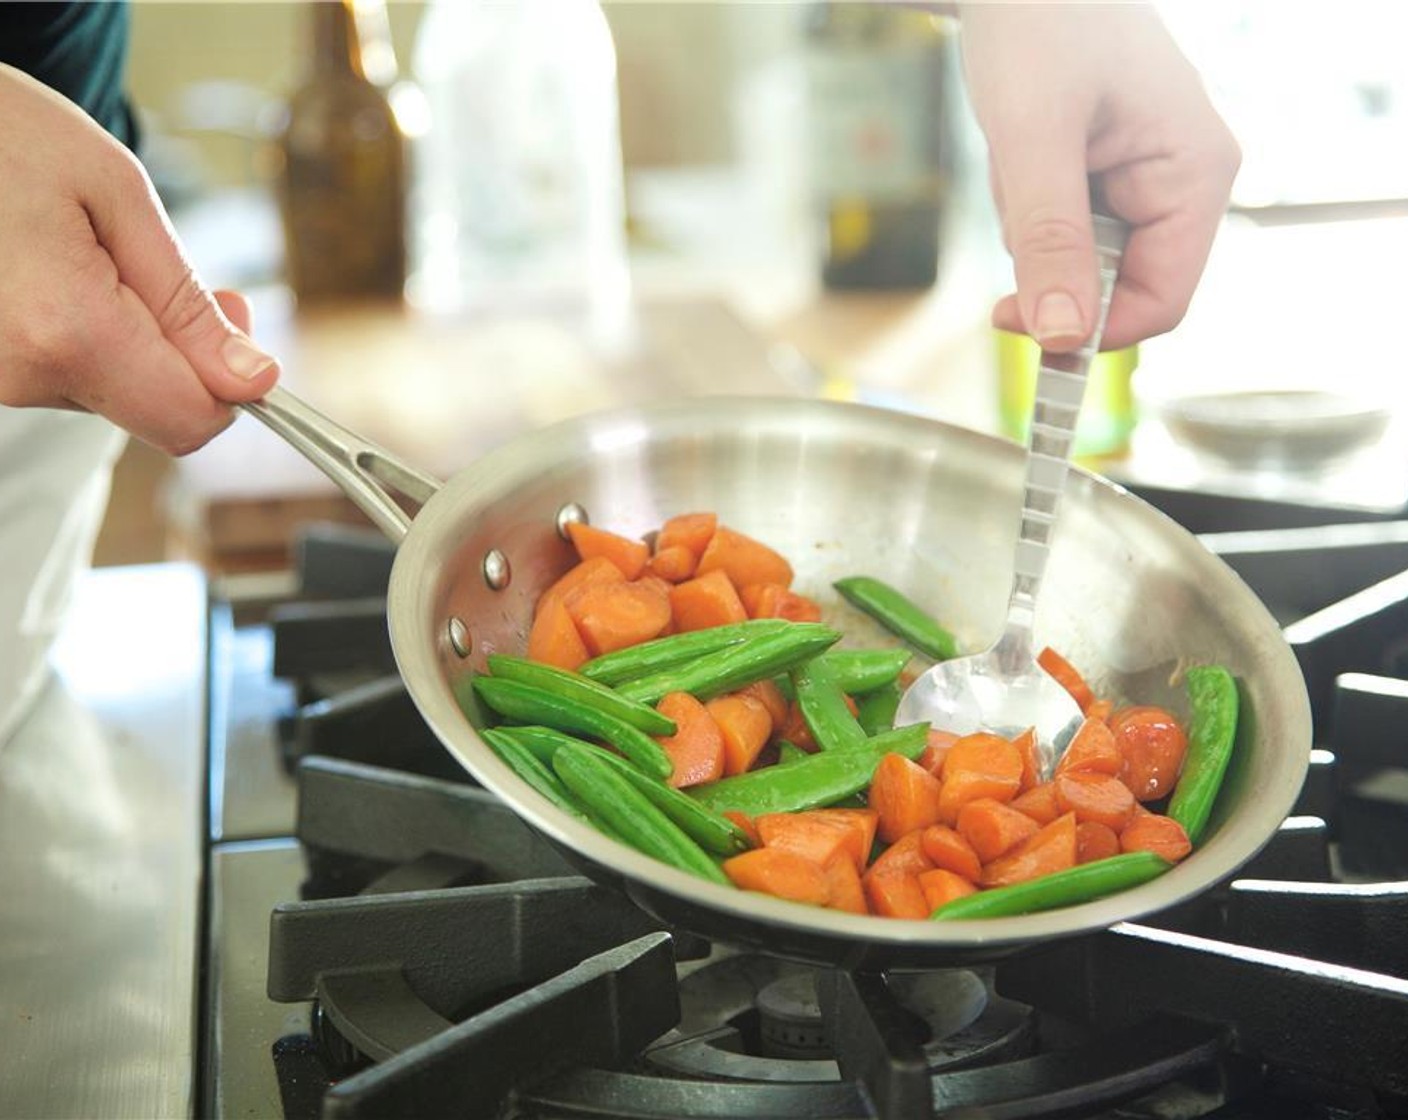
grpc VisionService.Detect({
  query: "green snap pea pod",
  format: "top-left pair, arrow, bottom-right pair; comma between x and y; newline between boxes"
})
551,743 -> 731,885
931,851 -> 1172,920
559,738 -> 752,856
616,624 -> 842,706
791,658 -> 866,752
485,724 -> 591,764
775,740 -> 809,765
485,654 -> 676,736
833,576 -> 958,661
688,723 -> 929,816
480,728 -> 590,823
1167,664 -> 1240,846
471,676 -> 672,781
578,619 -> 791,686
769,649 -> 913,702
853,681 -> 903,737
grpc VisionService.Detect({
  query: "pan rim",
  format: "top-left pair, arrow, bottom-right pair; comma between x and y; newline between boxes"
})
386,396 -> 1312,953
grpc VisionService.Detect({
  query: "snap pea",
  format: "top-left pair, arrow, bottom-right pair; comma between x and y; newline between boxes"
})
775,740 -> 809,765
486,723 -> 582,765
552,742 -> 731,885
688,722 -> 929,816
930,851 -> 1172,920
480,728 -> 589,823
770,649 -> 913,703
1167,664 -> 1240,846
471,676 -> 672,781
833,576 -> 958,661
485,654 -> 676,736
578,619 -> 791,686
853,681 -> 903,737
616,623 -> 842,706
791,658 -> 866,752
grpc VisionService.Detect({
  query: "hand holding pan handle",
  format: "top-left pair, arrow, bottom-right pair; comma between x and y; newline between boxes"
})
239,386 -> 442,544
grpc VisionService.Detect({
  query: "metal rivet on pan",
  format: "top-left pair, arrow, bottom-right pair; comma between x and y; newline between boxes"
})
555,502 -> 589,539
483,549 -> 511,590
447,617 -> 472,658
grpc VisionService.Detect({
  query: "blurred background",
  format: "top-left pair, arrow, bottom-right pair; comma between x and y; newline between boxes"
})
99,0 -> 1408,576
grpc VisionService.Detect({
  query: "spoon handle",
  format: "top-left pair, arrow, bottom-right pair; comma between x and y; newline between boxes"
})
999,215 -> 1129,662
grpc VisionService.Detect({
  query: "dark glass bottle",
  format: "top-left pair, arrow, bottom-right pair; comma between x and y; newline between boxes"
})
277,0 -> 407,303
804,3 -> 953,291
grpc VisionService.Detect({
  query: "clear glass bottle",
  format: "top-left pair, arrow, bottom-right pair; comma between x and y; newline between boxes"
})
276,0 -> 408,304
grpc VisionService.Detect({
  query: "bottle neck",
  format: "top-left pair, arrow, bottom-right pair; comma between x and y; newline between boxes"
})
310,0 -> 368,80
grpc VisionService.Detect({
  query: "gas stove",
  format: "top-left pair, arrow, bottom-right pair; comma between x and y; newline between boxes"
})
198,480 -> 1408,1120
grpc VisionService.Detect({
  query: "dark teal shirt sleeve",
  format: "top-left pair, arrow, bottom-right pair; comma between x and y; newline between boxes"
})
1,2 -> 137,150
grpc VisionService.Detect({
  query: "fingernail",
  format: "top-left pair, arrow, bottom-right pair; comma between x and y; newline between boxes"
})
222,334 -> 276,379
1033,292 -> 1087,349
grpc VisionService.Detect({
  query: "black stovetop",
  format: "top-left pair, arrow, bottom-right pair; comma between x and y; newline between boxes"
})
202,493 -> 1408,1120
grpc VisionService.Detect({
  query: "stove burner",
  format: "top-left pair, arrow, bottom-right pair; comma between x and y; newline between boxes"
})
758,973 -> 831,1059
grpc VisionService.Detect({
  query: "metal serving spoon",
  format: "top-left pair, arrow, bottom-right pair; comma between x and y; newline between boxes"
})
895,214 -> 1130,777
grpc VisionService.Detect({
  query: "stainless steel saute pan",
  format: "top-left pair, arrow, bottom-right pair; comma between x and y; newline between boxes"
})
242,389 -> 1311,969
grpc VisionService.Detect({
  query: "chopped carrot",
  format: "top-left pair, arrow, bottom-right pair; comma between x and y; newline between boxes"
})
656,512 -> 718,560
536,556 -> 624,618
868,753 -> 945,842
918,729 -> 959,778
918,867 -> 978,912
1110,706 -> 1189,802
740,583 -> 824,623
1086,699 -> 1114,724
1038,646 -> 1095,713
1120,812 -> 1192,862
1009,782 -> 1062,825
822,852 -> 870,915
737,679 -> 789,732
757,812 -> 852,868
1012,726 -> 1043,791
957,797 -> 1042,863
723,810 -> 761,849
940,732 -> 1024,797
722,848 -> 828,906
1055,717 -> 1124,777
565,521 -> 650,580
865,829 -> 933,878
1075,820 -> 1122,864
918,824 -> 983,882
669,569 -> 749,633
564,578 -> 671,656
655,692 -> 724,788
1053,770 -> 1138,831
706,693 -> 774,776
646,544 -> 697,583
864,869 -> 931,919
696,526 -> 794,590
803,808 -> 879,873
778,702 -> 817,752
981,812 -> 1079,888
525,595 -> 590,671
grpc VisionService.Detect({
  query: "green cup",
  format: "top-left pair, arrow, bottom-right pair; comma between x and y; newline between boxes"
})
995,329 -> 1139,459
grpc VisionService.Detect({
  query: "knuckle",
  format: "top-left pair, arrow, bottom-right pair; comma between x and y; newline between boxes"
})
1009,214 -> 1091,264
157,269 -> 219,340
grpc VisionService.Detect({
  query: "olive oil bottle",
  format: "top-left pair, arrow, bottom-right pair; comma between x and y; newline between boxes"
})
276,0 -> 407,304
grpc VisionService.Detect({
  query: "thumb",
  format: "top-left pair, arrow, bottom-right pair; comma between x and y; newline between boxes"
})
84,157 -> 280,401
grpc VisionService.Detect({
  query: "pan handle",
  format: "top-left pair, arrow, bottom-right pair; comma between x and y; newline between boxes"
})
238,386 -> 442,544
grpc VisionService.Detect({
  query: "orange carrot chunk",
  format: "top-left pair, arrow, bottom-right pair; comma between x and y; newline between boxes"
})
1075,820 -> 1122,864
865,829 -> 933,878
1055,717 -> 1124,777
868,753 -> 945,843
722,848 -> 828,906
655,691 -> 725,788
1053,770 -> 1138,832
757,812 -> 852,869
737,679 -> 790,732
740,583 -> 824,623
669,569 -> 750,633
864,869 -> 931,919
565,521 -> 650,581
777,702 -> 817,752
536,556 -> 625,618
957,797 -> 1042,863
1120,812 -> 1193,862
646,544 -> 697,583
919,824 -> 983,882
1009,782 -> 1063,826
707,693 -> 774,776
525,595 -> 590,671
1011,727 -> 1043,792
1110,705 -> 1190,802
940,732 -> 1024,799
723,810 -> 761,849
918,867 -> 978,913
1038,646 -> 1095,713
980,811 -> 1079,888
804,808 -> 880,873
823,852 -> 870,915
656,512 -> 718,560
918,729 -> 960,778
696,526 -> 794,590
564,579 -> 671,657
